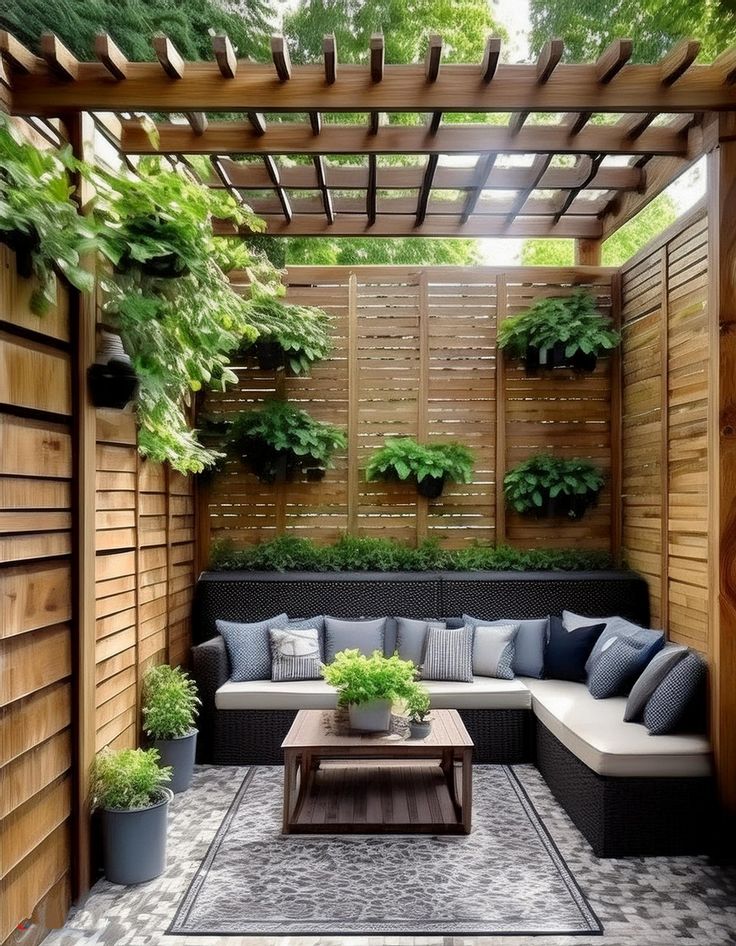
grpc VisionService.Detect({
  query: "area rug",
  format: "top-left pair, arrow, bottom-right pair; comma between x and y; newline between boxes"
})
168,764 -> 602,936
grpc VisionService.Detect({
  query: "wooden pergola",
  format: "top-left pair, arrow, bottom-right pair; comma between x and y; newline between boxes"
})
1,30 -> 733,260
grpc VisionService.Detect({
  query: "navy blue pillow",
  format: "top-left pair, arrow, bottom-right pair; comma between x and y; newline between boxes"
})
545,615 -> 606,682
587,636 -> 648,699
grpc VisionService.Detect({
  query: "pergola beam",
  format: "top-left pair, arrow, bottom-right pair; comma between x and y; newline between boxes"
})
153,35 -> 185,80
480,37 -> 502,83
271,35 -> 292,81
94,34 -> 128,81
40,33 -> 79,81
660,39 -> 701,85
212,34 -> 237,78
0,30 -> 39,73
596,39 -> 633,83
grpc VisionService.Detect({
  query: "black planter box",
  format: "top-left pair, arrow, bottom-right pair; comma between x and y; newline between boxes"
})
88,361 -> 138,409
417,474 -> 445,499
525,342 -> 598,374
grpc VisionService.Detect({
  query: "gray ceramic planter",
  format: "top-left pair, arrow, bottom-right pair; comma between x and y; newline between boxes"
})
100,788 -> 173,885
409,720 -> 432,740
152,730 -> 197,793
349,698 -> 392,732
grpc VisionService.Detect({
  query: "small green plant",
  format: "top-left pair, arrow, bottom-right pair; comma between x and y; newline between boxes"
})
90,747 -> 171,811
0,114 -> 95,314
504,454 -> 605,518
365,437 -> 474,496
322,649 -> 418,707
142,665 -> 200,740
497,290 -> 620,361
243,296 -> 333,375
404,682 -> 431,723
227,400 -> 347,482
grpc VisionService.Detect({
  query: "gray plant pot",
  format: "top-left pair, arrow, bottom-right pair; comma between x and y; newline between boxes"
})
349,698 -> 392,732
100,788 -> 173,885
409,720 -> 432,740
152,730 -> 197,793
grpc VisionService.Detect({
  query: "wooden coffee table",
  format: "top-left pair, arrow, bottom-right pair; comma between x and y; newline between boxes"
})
281,709 -> 473,835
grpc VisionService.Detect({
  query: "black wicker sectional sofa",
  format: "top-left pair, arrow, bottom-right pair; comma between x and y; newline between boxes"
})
191,569 -> 715,857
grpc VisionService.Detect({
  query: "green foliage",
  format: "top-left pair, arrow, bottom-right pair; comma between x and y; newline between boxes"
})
227,400 -> 347,482
504,454 -> 605,517
142,665 -> 200,740
521,239 -> 574,267
322,649 -> 417,707
209,534 -> 614,572
242,296 -> 333,375
0,114 -> 95,314
283,236 -> 480,267
90,747 -> 171,811
404,682 -> 431,723
365,437 -> 474,486
497,290 -> 620,360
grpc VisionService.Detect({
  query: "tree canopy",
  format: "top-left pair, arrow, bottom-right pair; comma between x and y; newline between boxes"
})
282,236 -> 480,266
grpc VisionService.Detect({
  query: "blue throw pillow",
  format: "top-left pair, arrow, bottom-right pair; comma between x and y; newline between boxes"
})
564,611 -> 665,677
324,617 -> 387,663
587,636 -> 648,699
545,615 -> 605,682
464,614 -> 548,678
217,613 -> 289,682
643,652 -> 707,735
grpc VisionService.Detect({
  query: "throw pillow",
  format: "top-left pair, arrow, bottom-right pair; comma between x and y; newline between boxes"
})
463,614 -> 547,678
472,624 -> 519,679
563,610 -> 664,676
269,627 -> 322,682
545,615 -> 606,682
288,615 -> 325,632
643,652 -> 707,735
394,617 -> 445,667
422,625 -> 474,682
216,613 -> 289,682
324,616 -> 387,663
624,643 -> 688,722
587,636 -> 648,699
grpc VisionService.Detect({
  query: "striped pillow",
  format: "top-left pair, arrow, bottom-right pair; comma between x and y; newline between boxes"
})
422,625 -> 474,682
269,627 -> 323,682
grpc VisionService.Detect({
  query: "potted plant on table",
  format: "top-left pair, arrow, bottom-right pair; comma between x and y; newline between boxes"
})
142,665 -> 201,793
365,437 -> 474,499
497,290 -> 620,373
91,747 -> 173,885
404,682 -> 432,739
504,453 -> 605,520
322,649 -> 418,732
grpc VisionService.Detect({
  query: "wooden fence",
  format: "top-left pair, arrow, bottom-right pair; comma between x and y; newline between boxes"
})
200,266 -> 615,564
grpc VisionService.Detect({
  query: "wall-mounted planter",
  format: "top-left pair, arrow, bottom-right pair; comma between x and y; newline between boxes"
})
525,343 -> 598,374
417,475 -> 446,499
1,230 -> 36,279
535,490 -> 600,521
88,332 -> 137,409
253,339 -> 286,371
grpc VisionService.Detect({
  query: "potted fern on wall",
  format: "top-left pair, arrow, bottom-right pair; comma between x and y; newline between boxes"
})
242,296 -> 332,374
365,437 -> 474,499
498,290 -> 620,373
142,665 -> 200,794
504,454 -> 605,520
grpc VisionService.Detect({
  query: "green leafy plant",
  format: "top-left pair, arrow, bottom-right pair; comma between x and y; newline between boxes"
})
0,114 -> 95,314
142,665 -> 200,740
504,454 -> 605,518
209,534 -> 613,572
322,649 -> 417,707
227,400 -> 347,482
404,682 -> 431,723
365,437 -> 474,495
497,290 -> 620,361
242,296 -> 333,375
90,747 -> 171,811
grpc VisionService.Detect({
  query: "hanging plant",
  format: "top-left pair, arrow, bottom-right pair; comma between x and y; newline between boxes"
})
87,330 -> 138,409
240,295 -> 333,375
365,437 -> 475,499
227,400 -> 347,483
504,454 -> 604,520
498,290 -> 620,373
0,114 -> 96,314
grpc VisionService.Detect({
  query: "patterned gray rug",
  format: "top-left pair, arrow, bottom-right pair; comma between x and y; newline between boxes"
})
168,764 -> 602,936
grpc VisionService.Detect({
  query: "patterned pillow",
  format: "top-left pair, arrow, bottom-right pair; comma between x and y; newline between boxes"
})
422,625 -> 474,682
563,611 -> 665,677
217,613 -> 288,682
269,627 -> 322,682
643,652 -> 707,735
472,624 -> 519,679
624,643 -> 688,721
587,636 -> 647,699
464,614 -> 547,678
394,617 -> 446,666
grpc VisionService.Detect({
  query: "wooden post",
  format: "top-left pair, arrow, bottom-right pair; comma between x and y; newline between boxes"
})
575,238 -> 602,266
67,111 -> 96,901
416,272 -> 430,545
347,274 -> 359,534
495,275 -> 507,546
609,271 -> 623,564
706,111 -> 736,822
658,246 -> 670,631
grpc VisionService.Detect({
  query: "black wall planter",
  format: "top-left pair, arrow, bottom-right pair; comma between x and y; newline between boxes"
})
417,475 -> 446,499
525,343 -> 598,374
88,361 -> 138,409
1,230 -> 36,278
533,490 -> 600,520
254,340 -> 286,371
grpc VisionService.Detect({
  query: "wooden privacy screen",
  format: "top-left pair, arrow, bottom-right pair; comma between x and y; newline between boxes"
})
201,266 -> 614,560
620,203 -> 710,652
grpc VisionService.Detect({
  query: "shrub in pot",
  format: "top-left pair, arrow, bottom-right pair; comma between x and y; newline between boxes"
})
365,437 -> 474,499
497,290 -> 620,374
91,747 -> 173,885
405,682 -> 432,739
504,454 -> 605,520
242,297 -> 333,375
322,649 -> 417,732
142,665 -> 201,793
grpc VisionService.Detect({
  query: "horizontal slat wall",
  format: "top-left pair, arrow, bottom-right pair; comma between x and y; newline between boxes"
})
621,205 -> 710,648
201,266 -> 614,557
0,246 -> 74,941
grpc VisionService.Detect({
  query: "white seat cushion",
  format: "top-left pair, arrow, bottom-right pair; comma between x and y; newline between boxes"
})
523,677 -> 712,778
215,676 -> 531,712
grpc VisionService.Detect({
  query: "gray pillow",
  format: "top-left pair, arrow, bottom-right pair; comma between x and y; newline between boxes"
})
463,614 -> 547,678
324,617 -> 387,663
587,636 -> 647,699
472,624 -> 518,679
643,652 -> 707,735
269,627 -> 322,682
422,625 -> 474,682
563,611 -> 665,676
624,643 -> 688,721
394,617 -> 445,667
288,615 -> 325,632
217,613 -> 288,682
